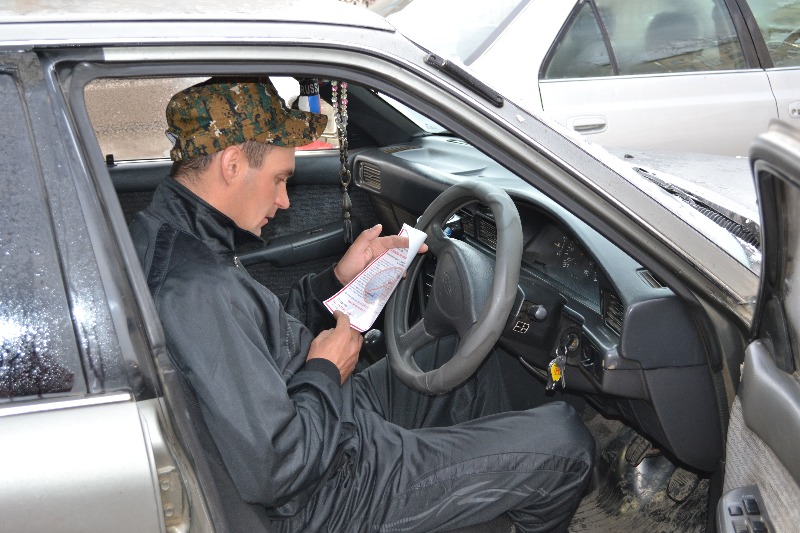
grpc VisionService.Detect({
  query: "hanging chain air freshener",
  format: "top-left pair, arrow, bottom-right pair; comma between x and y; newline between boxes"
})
332,80 -> 353,243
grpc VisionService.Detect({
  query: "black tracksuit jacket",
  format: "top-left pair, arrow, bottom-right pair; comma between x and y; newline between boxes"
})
129,178 -> 594,533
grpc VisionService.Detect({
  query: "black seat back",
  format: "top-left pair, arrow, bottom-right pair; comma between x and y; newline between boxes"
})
158,348 -> 272,532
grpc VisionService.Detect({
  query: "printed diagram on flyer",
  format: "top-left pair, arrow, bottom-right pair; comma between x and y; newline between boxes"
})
364,267 -> 404,304
324,223 -> 427,332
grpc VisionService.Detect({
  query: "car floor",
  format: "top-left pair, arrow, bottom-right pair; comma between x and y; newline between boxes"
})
451,406 -> 710,533
568,407 -> 710,532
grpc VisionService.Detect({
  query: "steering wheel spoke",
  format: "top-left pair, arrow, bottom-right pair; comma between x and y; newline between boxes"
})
424,227 -> 449,255
396,318 -> 435,359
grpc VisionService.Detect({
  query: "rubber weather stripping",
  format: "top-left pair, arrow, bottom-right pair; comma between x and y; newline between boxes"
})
424,53 -> 504,108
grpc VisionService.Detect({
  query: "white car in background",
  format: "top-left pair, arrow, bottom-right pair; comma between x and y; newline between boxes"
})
374,0 -> 800,156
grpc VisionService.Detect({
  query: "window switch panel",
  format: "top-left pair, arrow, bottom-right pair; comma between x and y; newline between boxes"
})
717,485 -> 771,533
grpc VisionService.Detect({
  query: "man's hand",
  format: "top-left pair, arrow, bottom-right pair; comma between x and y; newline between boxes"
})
334,224 -> 428,285
307,311 -> 363,384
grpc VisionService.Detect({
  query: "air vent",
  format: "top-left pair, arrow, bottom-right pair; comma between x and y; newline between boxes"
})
603,291 -> 624,335
478,219 -> 498,249
638,269 -> 664,288
359,162 -> 381,191
458,209 -> 476,238
475,203 -> 494,219
446,138 -> 468,145
381,145 -> 416,154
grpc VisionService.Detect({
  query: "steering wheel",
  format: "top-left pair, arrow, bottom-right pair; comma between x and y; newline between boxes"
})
385,181 -> 522,394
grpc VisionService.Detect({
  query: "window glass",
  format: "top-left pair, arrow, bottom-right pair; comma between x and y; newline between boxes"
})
599,0 -> 746,74
748,0 -> 800,67
546,0 -> 746,77
387,0 -> 525,63
0,72 -> 85,401
379,93 -> 449,133
544,2 -> 613,79
85,77 -> 338,162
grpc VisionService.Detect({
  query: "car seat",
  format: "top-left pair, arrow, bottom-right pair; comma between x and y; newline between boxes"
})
157,347 -> 272,532
642,11 -> 701,73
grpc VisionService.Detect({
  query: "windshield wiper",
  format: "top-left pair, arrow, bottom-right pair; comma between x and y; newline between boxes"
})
634,166 -> 761,250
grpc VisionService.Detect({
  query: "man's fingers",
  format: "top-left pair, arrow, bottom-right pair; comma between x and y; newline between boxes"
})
358,224 -> 383,243
360,226 -> 427,254
333,310 -> 352,329
379,235 -> 410,249
378,235 -> 427,254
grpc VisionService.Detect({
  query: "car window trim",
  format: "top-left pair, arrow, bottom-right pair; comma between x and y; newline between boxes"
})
542,0 -> 767,79
64,45 -> 759,335
539,0 -> 619,80
48,53 -> 163,400
726,0 -> 773,68
0,392 -> 132,418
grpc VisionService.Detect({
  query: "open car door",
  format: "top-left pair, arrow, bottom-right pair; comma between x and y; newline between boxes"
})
718,121 -> 800,533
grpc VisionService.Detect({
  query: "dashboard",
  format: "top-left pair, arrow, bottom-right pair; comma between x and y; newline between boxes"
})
351,134 -> 723,472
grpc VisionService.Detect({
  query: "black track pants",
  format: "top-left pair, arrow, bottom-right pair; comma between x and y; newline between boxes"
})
276,349 -> 594,533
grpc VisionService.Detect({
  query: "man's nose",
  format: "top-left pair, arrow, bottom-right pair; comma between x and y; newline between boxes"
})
276,185 -> 290,209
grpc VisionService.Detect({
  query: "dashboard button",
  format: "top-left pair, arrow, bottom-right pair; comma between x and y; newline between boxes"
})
527,304 -> 547,321
743,498 -> 761,515
731,521 -> 749,533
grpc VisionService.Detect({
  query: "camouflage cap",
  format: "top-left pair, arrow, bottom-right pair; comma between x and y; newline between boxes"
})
165,78 -> 328,161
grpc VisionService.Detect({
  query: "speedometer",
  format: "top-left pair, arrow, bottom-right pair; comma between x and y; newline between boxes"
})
525,225 -> 600,303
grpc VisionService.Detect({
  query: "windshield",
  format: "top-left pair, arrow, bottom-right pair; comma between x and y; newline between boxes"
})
379,93 -> 449,134
387,0 -> 526,63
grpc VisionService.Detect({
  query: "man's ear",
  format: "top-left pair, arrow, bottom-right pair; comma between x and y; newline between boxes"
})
218,145 -> 247,186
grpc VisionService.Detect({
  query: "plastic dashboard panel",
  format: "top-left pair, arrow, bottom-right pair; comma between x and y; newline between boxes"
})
352,136 -> 723,471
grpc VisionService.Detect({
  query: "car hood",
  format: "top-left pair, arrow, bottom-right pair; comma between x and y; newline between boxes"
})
604,147 -> 761,273
607,148 -> 757,219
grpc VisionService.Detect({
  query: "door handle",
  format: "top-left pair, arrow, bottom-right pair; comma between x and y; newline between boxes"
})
567,116 -> 607,134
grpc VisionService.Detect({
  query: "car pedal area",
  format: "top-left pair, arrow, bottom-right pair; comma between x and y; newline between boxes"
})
568,410 -> 710,532
668,467 -> 700,503
625,434 -> 660,467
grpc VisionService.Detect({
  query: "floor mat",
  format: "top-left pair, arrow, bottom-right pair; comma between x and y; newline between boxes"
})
569,409 -> 710,532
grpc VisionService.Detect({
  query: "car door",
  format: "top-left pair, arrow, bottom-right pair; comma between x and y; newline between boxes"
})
716,121 -> 800,533
739,0 -> 800,127
535,0 -> 777,156
0,53 -> 165,533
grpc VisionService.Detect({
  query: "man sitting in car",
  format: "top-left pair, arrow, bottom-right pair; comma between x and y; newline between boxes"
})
129,76 -> 594,532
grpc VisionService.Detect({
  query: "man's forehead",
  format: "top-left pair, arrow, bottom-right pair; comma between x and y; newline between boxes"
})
264,146 -> 295,176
